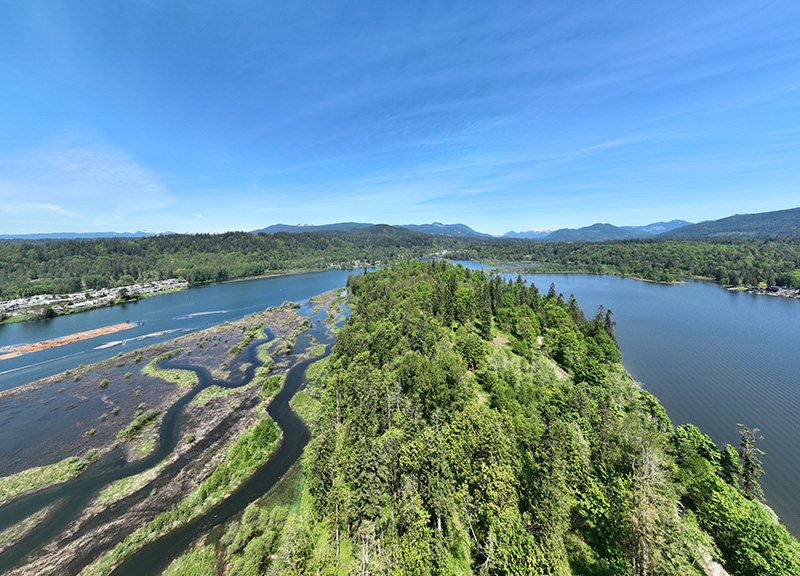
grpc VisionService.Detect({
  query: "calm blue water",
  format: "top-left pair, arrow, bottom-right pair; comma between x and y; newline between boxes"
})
1,266 -> 798,536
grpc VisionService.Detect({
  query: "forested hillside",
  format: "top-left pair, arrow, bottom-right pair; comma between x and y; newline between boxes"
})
225,261 -> 800,575
0,229 -> 460,300
664,207 -> 800,238
542,223 -> 643,242
3,232 -> 800,303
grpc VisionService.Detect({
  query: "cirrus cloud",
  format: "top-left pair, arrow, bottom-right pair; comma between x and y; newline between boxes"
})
0,137 -> 174,231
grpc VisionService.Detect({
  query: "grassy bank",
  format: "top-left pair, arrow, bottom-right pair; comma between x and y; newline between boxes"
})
289,390 -> 319,424
142,350 -> 198,388
0,451 -> 98,505
99,460 -> 170,505
161,544 -> 215,576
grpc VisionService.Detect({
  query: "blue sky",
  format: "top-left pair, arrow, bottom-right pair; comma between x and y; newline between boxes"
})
1,1 -> 798,235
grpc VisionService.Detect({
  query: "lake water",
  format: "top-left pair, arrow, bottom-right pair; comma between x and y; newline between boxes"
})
1,265 -> 798,536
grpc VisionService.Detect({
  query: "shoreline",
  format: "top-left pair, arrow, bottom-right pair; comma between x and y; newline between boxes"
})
478,264 -> 685,285
727,284 -> 800,300
0,280 -> 188,326
0,267 -> 349,327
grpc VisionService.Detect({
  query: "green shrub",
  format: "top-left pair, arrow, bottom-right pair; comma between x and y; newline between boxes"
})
117,410 -> 161,440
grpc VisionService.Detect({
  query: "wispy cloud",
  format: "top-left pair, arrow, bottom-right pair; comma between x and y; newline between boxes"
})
0,137 -> 174,231
33,202 -> 79,218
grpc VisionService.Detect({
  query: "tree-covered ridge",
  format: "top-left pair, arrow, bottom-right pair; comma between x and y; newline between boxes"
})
543,223 -> 643,242
664,206 -> 800,238
241,261 -> 800,575
0,230 -> 457,300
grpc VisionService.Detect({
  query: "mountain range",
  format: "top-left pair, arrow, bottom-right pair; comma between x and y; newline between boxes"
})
251,222 -> 492,237
253,220 -> 697,241
3,207 -> 799,242
252,208 -> 800,241
663,206 -> 800,238
251,222 -> 376,234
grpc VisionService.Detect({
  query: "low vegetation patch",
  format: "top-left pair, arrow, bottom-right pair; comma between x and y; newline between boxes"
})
135,433 -> 158,458
0,507 -> 49,551
162,543 -> 216,576
189,386 -> 236,407
305,356 -> 329,383
222,502 -> 292,576
99,460 -> 169,505
257,340 -> 277,363
142,350 -> 198,388
0,452 -> 97,505
228,324 -> 265,356
290,390 -> 319,424
117,410 -> 161,441
260,374 -> 285,400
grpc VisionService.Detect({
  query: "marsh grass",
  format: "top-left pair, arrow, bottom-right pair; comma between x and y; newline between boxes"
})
0,453 -> 96,505
142,350 -> 198,388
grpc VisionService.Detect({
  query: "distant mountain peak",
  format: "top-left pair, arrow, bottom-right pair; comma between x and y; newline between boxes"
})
544,223 -> 642,242
620,220 -> 693,235
399,223 -> 491,237
502,229 -> 555,239
664,207 -> 800,238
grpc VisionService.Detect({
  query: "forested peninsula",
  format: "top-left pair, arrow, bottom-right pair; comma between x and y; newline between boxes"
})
209,261 -> 800,575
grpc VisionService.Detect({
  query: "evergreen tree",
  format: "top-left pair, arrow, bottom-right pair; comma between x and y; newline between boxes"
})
737,424 -> 765,501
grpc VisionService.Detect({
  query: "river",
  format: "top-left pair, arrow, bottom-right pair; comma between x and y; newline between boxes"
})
110,310 -> 334,576
0,269 -> 371,392
1,264 -> 798,540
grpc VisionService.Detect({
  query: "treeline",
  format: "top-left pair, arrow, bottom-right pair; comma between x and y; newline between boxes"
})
0,230 -> 466,300
222,261 -> 800,575
2,232 -> 800,302
467,237 -> 800,286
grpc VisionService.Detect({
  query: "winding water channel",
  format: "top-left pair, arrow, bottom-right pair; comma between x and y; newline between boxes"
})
0,302 -> 335,574
110,318 -> 334,576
